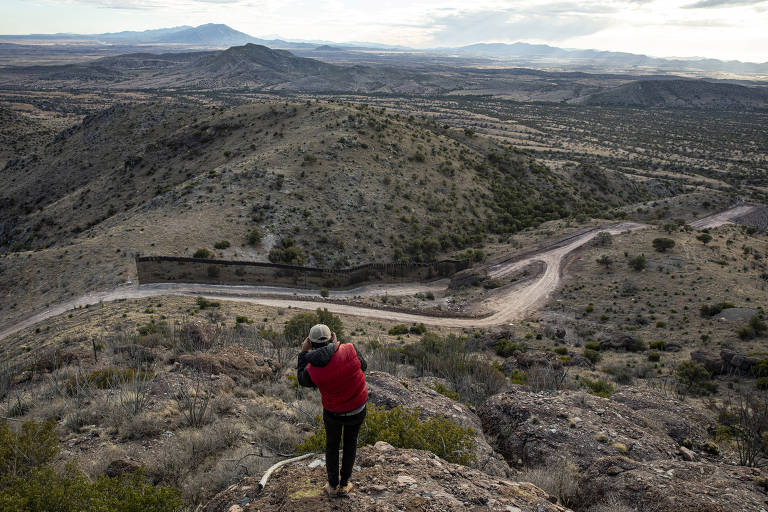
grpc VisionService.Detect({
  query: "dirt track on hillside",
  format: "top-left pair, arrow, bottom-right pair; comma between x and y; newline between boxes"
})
0,206 -> 751,339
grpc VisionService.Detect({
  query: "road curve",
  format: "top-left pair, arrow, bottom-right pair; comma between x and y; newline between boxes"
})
0,222 -> 646,340
0,206 -> 751,340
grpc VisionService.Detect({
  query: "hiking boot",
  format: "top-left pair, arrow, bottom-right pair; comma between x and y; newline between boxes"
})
337,482 -> 354,496
324,483 -> 338,498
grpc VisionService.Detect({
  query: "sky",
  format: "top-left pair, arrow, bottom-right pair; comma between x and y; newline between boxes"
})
2,0 -> 767,62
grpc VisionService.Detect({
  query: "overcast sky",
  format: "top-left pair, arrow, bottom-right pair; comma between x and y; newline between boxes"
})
2,0 -> 767,62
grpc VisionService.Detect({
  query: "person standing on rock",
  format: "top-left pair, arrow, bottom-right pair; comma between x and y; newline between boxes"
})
297,323 -> 368,498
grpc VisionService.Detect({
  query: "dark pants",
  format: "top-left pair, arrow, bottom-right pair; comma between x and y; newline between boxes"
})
323,407 -> 366,488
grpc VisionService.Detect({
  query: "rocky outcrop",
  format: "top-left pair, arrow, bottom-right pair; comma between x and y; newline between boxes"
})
365,371 -> 511,477
203,443 -> 570,512
173,346 -> 280,384
478,388 -> 713,470
691,349 -> 761,376
578,456 -> 767,512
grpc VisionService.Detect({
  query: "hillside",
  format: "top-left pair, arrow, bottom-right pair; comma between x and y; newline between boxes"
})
580,79 -> 768,109
154,23 -> 259,46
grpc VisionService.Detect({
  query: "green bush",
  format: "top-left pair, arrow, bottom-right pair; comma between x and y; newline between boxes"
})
649,340 -> 667,351
137,319 -> 170,337
554,347 -> 568,355
583,348 -> 601,364
235,315 -> 251,324
388,325 -> 409,336
752,358 -> 768,378
508,369 -> 527,385
675,361 -> 716,395
652,238 -> 675,252
757,377 -> 768,390
409,323 -> 427,335
246,228 -> 262,246
0,420 -> 183,511
428,382 -> 460,401
297,405 -> 475,465
494,338 -> 526,358
584,341 -> 600,351
628,254 -> 646,271
283,309 -> 344,343
195,296 -> 220,309
648,352 -> 661,362
625,338 -> 648,352
697,233 -> 713,245
580,377 -> 614,398
213,241 -> 230,250
700,302 -> 736,318
68,367 -> 153,394
192,248 -> 211,259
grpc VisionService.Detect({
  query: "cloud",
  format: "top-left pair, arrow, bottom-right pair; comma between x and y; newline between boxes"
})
684,0 -> 767,7
428,8 -> 612,44
65,0 -> 241,9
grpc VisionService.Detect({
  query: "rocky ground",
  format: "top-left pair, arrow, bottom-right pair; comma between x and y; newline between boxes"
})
203,442 -> 569,512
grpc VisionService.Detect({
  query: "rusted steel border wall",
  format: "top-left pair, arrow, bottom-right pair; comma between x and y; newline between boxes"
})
136,256 -> 470,289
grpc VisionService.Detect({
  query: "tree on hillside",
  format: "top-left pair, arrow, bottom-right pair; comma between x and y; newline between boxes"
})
628,254 -> 646,271
652,238 -> 675,252
697,233 -> 713,245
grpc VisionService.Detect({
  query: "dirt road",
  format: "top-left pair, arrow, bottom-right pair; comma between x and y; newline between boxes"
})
689,204 -> 756,230
0,206 -> 752,340
0,223 -> 646,339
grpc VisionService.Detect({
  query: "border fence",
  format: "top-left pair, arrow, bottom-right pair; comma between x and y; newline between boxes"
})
136,256 -> 471,289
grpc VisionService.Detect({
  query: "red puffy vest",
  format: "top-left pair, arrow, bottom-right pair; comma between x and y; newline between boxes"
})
307,343 -> 367,413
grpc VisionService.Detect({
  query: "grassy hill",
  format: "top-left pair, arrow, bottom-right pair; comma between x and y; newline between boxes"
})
0,99 -> 669,325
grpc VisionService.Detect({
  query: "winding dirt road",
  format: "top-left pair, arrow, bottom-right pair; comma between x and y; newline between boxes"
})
0,206 -> 751,340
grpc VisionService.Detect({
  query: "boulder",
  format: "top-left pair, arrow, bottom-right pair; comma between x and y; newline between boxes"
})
501,350 -> 564,375
721,349 -> 759,375
478,388 -> 712,470
599,335 -> 645,352
578,456 -> 766,512
104,458 -> 143,478
365,371 -> 511,477
203,445 -> 570,512
690,350 -> 724,375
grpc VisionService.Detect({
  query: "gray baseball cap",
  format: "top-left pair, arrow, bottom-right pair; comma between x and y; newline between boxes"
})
309,324 -> 332,343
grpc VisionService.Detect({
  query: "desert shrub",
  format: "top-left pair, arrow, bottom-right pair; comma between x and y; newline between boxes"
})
675,361 -> 716,395
757,377 -> 768,390
283,308 -> 344,343
246,228 -> 262,246
596,255 -> 613,267
192,248 -> 211,259
297,404 -> 475,465
527,365 -> 568,392
494,338 -> 526,357
0,420 -> 182,511
648,352 -> 661,362
320,288 -> 329,298
428,382 -> 460,401
739,315 -> 768,340
409,323 -> 427,335
697,233 -> 713,244
580,377 -> 614,398
649,340 -> 667,350
519,462 -> 580,508
68,367 -> 153,393
625,338 -> 648,352
554,347 -> 568,355
652,238 -> 675,252
388,324 -> 409,336
700,302 -> 736,318
628,254 -> 646,271
0,419 -> 58,478
195,296 -> 220,309
583,348 -> 601,364
268,239 -> 305,265
404,333 -> 506,405
752,358 -> 768,378
235,315 -> 250,324
213,241 -> 230,250
138,319 -> 170,338
584,341 -> 600,351
508,369 -> 528,385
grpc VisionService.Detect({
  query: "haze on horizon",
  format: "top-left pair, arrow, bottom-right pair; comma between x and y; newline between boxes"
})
1,0 -> 767,63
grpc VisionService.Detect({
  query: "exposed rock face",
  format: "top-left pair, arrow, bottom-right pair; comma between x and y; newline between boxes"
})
174,346 -> 280,384
599,334 -> 645,352
203,444 -> 570,512
578,456 -> 767,512
365,371 -> 511,477
478,388 -> 713,470
501,351 -> 564,375
691,349 -> 761,376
